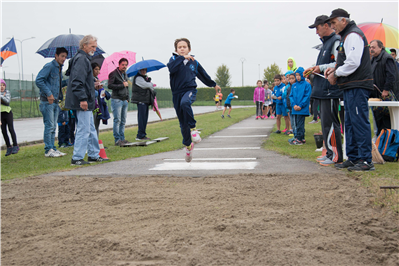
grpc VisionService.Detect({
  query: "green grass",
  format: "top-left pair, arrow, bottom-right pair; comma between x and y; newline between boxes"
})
1,107 -> 255,181
264,114 -> 399,213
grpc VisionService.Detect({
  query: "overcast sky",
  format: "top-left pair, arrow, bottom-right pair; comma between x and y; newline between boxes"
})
1,1 -> 398,88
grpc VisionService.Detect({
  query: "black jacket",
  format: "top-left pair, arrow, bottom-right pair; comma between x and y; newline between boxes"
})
336,21 -> 373,91
311,33 -> 342,99
370,50 -> 399,99
131,73 -> 153,105
65,50 -> 95,111
108,68 -> 129,101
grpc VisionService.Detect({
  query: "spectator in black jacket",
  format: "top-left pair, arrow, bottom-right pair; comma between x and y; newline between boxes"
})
65,35 -> 109,165
108,58 -> 129,146
369,39 -> 399,136
131,68 -> 154,141
305,15 -> 343,166
390,49 -> 399,70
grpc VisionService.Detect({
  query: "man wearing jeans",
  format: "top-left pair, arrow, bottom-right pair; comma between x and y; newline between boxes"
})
36,47 -> 68,158
108,58 -> 130,146
65,35 -> 108,165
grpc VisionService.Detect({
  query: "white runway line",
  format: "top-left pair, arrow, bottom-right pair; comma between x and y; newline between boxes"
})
195,147 -> 261,150
164,158 -> 257,161
149,162 -> 258,171
229,127 -> 273,129
209,135 -> 267,138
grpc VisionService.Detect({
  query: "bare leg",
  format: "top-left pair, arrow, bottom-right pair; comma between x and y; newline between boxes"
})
222,107 -> 227,115
228,107 -> 232,115
284,115 -> 290,130
277,115 -> 282,130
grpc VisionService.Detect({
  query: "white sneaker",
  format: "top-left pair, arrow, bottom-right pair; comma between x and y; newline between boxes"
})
55,150 -> 67,156
191,130 -> 201,144
185,143 -> 194,163
45,149 -> 62,158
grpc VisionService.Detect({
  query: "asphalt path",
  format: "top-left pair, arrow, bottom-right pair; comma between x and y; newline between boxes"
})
9,106 -> 249,145
48,115 -> 336,178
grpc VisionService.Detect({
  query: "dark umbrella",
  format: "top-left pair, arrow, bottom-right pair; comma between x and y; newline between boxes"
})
91,54 -> 105,66
36,34 -> 105,59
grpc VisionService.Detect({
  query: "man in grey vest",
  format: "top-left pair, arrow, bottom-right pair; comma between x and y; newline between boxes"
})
305,15 -> 343,166
325,8 -> 374,171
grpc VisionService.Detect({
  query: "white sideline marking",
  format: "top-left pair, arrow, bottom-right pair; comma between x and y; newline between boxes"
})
149,162 -> 258,171
229,127 -> 273,129
195,147 -> 260,150
164,158 -> 257,161
209,135 -> 267,138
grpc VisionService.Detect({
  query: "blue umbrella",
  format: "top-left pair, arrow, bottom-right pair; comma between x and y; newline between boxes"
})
36,34 -> 105,59
126,59 -> 166,77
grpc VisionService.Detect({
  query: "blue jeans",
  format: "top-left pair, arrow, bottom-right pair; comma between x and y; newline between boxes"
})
294,114 -> 306,140
39,101 -> 59,153
137,103 -> 149,139
290,111 -> 296,135
72,110 -> 100,161
111,99 -> 128,143
173,89 -> 197,146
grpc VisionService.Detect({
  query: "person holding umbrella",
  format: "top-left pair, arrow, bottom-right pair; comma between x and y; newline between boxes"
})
131,68 -> 155,141
108,58 -> 130,146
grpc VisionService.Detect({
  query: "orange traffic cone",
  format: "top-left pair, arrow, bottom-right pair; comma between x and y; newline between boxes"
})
98,140 -> 108,159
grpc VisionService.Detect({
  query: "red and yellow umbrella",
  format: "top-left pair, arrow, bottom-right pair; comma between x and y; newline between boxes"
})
358,21 -> 399,48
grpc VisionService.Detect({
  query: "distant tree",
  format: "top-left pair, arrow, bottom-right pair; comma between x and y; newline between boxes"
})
215,64 -> 232,87
263,63 -> 282,86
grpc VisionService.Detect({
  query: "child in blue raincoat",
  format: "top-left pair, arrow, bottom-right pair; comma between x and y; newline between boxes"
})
282,71 -> 294,135
289,67 -> 311,145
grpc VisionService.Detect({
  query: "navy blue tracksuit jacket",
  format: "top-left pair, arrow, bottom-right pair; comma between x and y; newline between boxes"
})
167,54 -> 217,146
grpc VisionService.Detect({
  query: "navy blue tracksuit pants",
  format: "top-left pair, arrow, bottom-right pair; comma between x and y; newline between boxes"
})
137,103 -> 149,139
343,88 -> 372,163
58,124 -> 70,146
173,89 -> 197,146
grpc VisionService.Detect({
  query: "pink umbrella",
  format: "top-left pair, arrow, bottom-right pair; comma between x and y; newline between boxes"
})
153,96 -> 162,121
98,50 -> 136,81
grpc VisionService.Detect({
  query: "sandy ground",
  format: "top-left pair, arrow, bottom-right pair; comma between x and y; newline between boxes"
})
2,172 -> 398,266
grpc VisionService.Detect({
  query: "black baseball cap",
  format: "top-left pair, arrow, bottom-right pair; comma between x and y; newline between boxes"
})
326,8 -> 350,22
308,15 -> 329,29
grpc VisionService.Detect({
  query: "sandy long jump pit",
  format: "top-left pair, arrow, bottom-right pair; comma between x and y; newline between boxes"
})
2,172 -> 399,266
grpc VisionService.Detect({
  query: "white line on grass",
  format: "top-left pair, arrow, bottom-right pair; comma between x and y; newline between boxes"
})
164,158 -> 257,161
149,162 -> 258,171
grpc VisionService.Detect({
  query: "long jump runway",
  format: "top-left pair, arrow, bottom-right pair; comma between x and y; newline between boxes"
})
48,116 -> 338,178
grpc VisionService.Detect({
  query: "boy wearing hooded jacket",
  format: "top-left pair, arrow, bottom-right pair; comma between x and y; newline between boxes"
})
289,67 -> 311,145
